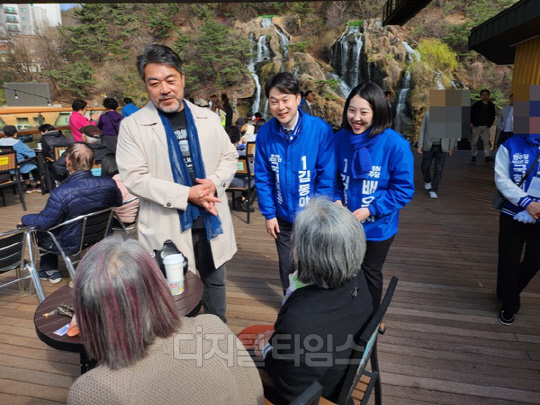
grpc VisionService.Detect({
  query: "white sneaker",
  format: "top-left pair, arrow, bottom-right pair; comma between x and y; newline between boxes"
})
424,182 -> 431,190
429,191 -> 438,199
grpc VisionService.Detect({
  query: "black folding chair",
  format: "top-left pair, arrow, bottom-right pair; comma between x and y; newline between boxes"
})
0,228 -> 45,303
226,156 -> 254,223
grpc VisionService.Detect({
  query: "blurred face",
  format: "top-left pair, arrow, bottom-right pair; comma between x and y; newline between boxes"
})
306,92 -> 314,103
509,95 -> 514,106
268,88 -> 301,129
386,93 -> 391,102
144,63 -> 185,113
347,95 -> 373,134
481,91 -> 490,101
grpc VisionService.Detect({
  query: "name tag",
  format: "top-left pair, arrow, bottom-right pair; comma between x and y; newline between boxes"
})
527,177 -> 540,198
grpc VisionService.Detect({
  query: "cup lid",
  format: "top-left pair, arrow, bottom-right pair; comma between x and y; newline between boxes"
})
163,254 -> 185,265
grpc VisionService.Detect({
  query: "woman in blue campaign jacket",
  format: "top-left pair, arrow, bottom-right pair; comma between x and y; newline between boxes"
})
494,133 -> 540,325
335,82 -> 414,309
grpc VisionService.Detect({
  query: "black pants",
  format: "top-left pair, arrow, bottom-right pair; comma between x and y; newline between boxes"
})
497,131 -> 513,146
40,253 -> 58,271
101,135 -> 118,154
497,214 -> 540,315
421,145 -> 446,192
191,227 -> 227,323
21,169 -> 40,182
275,217 -> 294,293
362,236 -> 395,311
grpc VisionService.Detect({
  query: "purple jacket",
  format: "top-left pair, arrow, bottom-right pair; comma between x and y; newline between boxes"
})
97,111 -> 123,136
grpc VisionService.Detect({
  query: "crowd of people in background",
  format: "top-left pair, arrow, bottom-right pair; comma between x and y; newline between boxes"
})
0,42 -> 538,405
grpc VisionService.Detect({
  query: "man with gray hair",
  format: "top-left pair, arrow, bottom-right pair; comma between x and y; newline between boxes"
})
116,44 -> 238,323
20,143 -> 122,284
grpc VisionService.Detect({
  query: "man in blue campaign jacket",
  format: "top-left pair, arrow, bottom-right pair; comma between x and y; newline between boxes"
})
21,143 -> 122,284
255,73 -> 336,292
335,128 -> 414,241
494,132 -> 540,324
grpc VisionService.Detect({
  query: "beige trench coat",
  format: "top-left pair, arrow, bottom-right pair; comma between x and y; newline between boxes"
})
116,101 -> 238,272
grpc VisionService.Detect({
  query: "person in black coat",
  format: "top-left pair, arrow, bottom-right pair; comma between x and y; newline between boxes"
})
39,124 -> 72,160
221,93 -> 234,127
470,89 -> 496,162
254,198 -> 373,403
21,143 -> 122,284
52,125 -> 113,181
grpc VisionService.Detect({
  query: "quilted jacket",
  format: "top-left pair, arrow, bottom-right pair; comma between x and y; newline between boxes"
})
22,170 -> 122,254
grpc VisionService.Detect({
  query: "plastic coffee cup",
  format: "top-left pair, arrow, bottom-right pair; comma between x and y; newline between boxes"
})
163,254 -> 185,296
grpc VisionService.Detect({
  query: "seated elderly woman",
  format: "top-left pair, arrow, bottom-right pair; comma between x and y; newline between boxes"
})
68,236 -> 264,405
252,198 -> 373,403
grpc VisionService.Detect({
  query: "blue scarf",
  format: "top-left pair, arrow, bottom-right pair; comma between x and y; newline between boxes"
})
158,101 -> 223,241
347,128 -> 379,180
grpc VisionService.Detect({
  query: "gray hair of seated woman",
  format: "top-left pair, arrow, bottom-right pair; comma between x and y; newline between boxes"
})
293,198 -> 366,289
73,235 -> 180,370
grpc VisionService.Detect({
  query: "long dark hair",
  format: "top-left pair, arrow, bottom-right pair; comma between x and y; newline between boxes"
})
101,153 -> 119,177
342,82 -> 391,136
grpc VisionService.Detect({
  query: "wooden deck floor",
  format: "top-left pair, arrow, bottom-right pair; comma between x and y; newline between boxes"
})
0,150 -> 539,405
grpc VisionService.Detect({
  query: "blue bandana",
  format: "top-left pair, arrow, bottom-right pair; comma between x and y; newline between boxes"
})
158,101 -> 223,241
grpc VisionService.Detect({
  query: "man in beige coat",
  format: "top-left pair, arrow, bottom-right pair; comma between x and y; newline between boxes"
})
117,45 -> 237,323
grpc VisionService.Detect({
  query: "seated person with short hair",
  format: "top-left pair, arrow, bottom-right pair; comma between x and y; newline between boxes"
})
53,125 -> 113,181
68,236 -> 264,405
20,143 -> 122,283
252,198 -> 373,403
38,124 -> 72,161
0,125 -> 41,193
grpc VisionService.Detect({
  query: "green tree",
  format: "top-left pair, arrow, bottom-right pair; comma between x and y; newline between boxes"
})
187,16 -> 249,88
417,39 -> 458,74
45,61 -> 96,97
147,4 -> 180,40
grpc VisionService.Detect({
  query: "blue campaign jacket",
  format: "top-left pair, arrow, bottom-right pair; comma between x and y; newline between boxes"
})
255,108 -> 336,223
335,128 -> 415,241
495,136 -> 540,219
22,170 -> 122,254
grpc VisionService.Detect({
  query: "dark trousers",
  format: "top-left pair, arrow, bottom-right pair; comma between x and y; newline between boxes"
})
497,131 -> 513,146
497,214 -> 540,315
362,236 -> 395,311
101,135 -> 118,154
420,145 -> 447,192
192,227 -> 227,323
275,217 -> 294,293
40,253 -> 58,272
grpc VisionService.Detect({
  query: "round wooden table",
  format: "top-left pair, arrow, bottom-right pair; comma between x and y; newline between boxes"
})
34,271 -> 204,372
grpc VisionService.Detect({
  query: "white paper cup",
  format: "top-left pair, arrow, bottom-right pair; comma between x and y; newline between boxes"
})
37,143 -> 42,150
163,254 -> 185,295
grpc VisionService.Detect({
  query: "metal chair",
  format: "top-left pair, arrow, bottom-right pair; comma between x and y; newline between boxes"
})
332,276 -> 399,405
226,156 -> 254,223
0,150 -> 27,210
32,207 -> 115,280
0,228 -> 45,303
